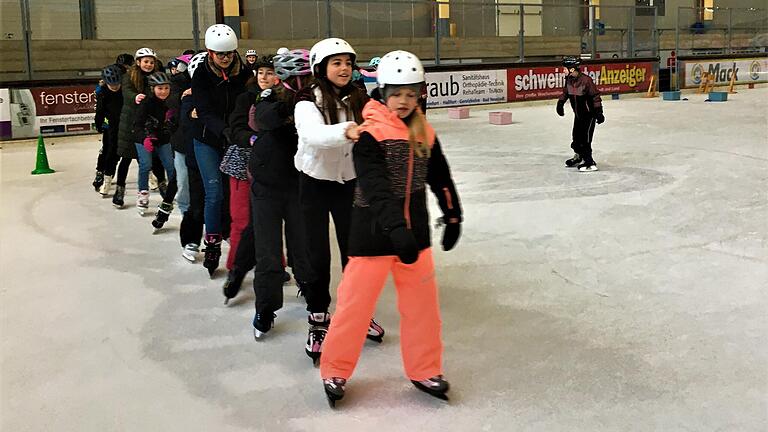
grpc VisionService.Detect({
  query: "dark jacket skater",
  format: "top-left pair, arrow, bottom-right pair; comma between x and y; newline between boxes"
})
94,84 -> 123,176
117,69 -> 153,159
557,72 -> 604,166
229,86 -> 313,321
169,72 -> 191,154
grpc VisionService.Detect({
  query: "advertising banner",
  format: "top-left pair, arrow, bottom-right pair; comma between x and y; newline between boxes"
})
680,57 -> 768,89
507,61 -> 655,101
28,86 -> 97,136
0,89 -> 11,140
425,69 -> 508,108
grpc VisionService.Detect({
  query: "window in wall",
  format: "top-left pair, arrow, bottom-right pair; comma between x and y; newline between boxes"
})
703,0 -> 714,21
592,0 -> 600,21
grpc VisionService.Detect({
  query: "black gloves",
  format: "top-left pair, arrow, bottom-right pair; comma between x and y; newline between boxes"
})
594,108 -> 605,124
442,221 -> 461,251
556,100 -> 565,117
389,226 -> 419,265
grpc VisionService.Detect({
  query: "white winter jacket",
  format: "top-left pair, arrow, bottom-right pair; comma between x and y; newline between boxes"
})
294,87 -> 357,183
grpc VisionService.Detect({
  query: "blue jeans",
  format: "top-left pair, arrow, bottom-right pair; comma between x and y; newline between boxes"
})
193,139 -> 224,235
135,142 -> 175,192
174,151 -> 190,214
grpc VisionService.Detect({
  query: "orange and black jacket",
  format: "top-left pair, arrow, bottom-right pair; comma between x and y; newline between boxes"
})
349,100 -> 461,257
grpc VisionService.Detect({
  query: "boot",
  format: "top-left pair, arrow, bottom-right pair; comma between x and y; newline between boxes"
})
112,185 -> 126,208
202,234 -> 222,278
99,175 -> 113,197
92,171 -> 104,191
151,202 -> 174,232
222,268 -> 245,305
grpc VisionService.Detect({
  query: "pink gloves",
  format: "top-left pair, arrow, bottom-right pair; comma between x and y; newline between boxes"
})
143,136 -> 156,152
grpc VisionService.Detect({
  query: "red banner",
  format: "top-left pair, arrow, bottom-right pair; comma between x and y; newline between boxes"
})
29,86 -> 97,116
507,62 -> 655,101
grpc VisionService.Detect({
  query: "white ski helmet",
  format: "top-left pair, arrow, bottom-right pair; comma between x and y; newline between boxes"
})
187,52 -> 207,78
309,38 -> 356,76
245,49 -> 257,57
277,47 -> 290,55
376,50 -> 425,87
205,24 -> 238,52
135,47 -> 157,60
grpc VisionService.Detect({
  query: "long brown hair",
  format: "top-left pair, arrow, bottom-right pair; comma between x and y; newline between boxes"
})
129,62 -> 158,94
310,77 -> 366,125
408,108 -> 430,158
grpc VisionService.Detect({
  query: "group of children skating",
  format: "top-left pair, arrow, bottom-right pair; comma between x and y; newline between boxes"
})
90,23 -> 603,407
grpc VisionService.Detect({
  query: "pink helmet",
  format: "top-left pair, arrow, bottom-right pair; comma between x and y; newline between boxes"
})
176,54 -> 193,65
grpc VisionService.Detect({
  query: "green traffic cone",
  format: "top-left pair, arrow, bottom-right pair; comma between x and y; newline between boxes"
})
31,134 -> 55,175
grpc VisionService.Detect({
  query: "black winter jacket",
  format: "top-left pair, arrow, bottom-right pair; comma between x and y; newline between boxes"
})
234,89 -> 300,197
133,95 -> 174,144
94,85 -> 123,132
169,72 -> 191,153
191,55 -> 248,149
558,73 -> 603,119
348,101 -> 461,257
117,69 -> 152,159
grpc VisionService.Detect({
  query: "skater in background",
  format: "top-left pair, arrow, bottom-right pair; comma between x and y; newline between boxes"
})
320,51 -> 462,406
168,54 -> 193,222
92,64 -> 124,198
294,37 -> 384,364
192,24 -> 248,276
178,52 -> 208,262
244,49 -> 258,74
556,56 -> 604,172
229,49 -> 314,339
115,47 -> 160,209
133,72 -> 177,223
220,54 -> 278,303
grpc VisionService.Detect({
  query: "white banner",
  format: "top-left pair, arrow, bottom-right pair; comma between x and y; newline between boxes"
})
683,57 -> 768,88
425,69 -> 508,108
0,89 -> 10,140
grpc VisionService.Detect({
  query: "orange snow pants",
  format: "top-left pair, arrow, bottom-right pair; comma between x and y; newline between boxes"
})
320,248 -> 443,381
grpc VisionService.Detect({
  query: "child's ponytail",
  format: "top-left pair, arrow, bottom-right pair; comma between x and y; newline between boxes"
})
408,108 -> 430,158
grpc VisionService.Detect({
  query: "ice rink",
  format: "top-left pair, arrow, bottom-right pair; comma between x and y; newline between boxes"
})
2,88 -> 767,431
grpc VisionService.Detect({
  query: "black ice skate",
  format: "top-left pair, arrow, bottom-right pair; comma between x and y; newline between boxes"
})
92,171 -> 104,191
202,234 -> 222,278
151,202 -> 173,233
565,153 -> 582,168
323,377 -> 346,408
306,312 -> 330,365
112,185 -> 126,209
222,269 -> 245,305
366,318 -> 385,343
253,312 -> 275,340
577,160 -> 598,172
411,375 -> 450,401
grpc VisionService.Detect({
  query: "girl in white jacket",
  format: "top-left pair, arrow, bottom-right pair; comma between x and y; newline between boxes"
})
294,38 -> 385,364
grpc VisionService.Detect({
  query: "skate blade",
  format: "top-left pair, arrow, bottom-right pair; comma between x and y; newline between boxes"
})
366,334 -> 384,344
253,329 -> 268,341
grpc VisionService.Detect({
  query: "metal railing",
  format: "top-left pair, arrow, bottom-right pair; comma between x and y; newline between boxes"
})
1,1 -> 766,82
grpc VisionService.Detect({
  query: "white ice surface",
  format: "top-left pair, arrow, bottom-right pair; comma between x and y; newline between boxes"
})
1,88 -> 767,431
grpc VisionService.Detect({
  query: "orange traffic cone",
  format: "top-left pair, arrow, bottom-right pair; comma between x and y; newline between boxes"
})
31,134 -> 55,175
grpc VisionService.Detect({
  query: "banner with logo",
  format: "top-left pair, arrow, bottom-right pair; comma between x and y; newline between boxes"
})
507,61 -> 655,101
425,70 -> 508,108
4,85 -> 97,139
680,57 -> 768,89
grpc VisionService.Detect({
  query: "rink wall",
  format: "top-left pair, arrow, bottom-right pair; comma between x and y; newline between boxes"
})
677,54 -> 768,89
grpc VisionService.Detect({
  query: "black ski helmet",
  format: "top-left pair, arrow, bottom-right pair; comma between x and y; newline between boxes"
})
253,54 -> 275,70
147,71 -> 171,87
562,56 -> 582,69
102,64 -> 122,86
116,53 -> 134,68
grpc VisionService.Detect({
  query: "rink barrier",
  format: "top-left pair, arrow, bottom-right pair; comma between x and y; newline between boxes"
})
489,111 -> 512,125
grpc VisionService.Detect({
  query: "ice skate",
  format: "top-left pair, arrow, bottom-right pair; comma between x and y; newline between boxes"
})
366,318 -> 385,343
577,160 -> 598,172
253,312 -> 275,340
151,202 -> 173,233
182,243 -> 199,263
92,171 -> 104,191
306,312 -> 330,365
99,175 -> 112,197
112,185 -> 126,208
222,269 -> 245,305
411,375 -> 450,401
136,191 -> 149,215
202,234 -> 222,277
323,377 -> 346,408
565,153 -> 582,168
